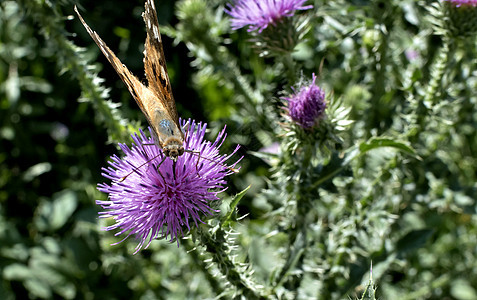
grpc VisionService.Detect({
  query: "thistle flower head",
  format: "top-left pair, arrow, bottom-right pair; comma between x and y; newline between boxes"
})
225,0 -> 312,32
285,73 -> 326,129
97,119 -> 240,253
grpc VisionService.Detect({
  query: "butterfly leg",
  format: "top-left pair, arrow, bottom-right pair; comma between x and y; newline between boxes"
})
172,160 -> 177,181
120,153 -> 163,182
155,155 -> 167,181
193,151 -> 202,178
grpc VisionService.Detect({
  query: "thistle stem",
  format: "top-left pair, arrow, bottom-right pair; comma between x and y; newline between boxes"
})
273,145 -> 313,291
424,36 -> 451,107
183,238 -> 224,294
195,225 -> 269,299
410,35 -> 452,141
283,52 -> 297,85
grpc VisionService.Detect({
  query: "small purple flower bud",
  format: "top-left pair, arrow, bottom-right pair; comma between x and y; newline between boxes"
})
97,119 -> 240,253
285,74 -> 326,129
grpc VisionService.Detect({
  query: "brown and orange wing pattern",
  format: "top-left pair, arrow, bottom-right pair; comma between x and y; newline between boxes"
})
142,0 -> 181,131
74,6 -> 160,130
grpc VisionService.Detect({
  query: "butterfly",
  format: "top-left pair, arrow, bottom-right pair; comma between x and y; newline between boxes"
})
74,0 -> 184,162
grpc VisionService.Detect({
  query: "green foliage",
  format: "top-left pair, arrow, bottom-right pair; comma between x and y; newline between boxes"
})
1,0 -> 477,299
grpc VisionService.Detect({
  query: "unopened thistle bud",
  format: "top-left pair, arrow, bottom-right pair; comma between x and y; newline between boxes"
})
282,74 -> 350,155
284,73 -> 326,129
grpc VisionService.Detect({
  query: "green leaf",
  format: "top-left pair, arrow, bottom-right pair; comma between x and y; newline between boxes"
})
3,263 -> 32,281
34,190 -> 78,232
24,278 -> 52,299
308,146 -> 360,191
451,279 -> 477,300
359,137 -> 417,157
22,162 -> 52,182
220,185 -> 250,227
360,281 -> 377,300
360,263 -> 376,300
396,229 -> 434,257
248,150 -> 279,166
309,137 -> 419,190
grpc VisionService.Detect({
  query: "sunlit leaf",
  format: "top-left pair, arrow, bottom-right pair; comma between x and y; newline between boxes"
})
34,190 -> 78,232
220,185 -> 250,227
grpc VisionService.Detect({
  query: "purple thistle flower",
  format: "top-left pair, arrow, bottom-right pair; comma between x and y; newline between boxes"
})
285,73 -> 326,129
444,0 -> 477,7
97,119 -> 240,253
225,0 -> 313,32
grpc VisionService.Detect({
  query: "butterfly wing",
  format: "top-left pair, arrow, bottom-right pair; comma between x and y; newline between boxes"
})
142,0 -> 182,133
75,6 -> 157,130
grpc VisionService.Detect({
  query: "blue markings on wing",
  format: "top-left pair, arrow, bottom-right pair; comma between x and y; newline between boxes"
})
158,119 -> 174,136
